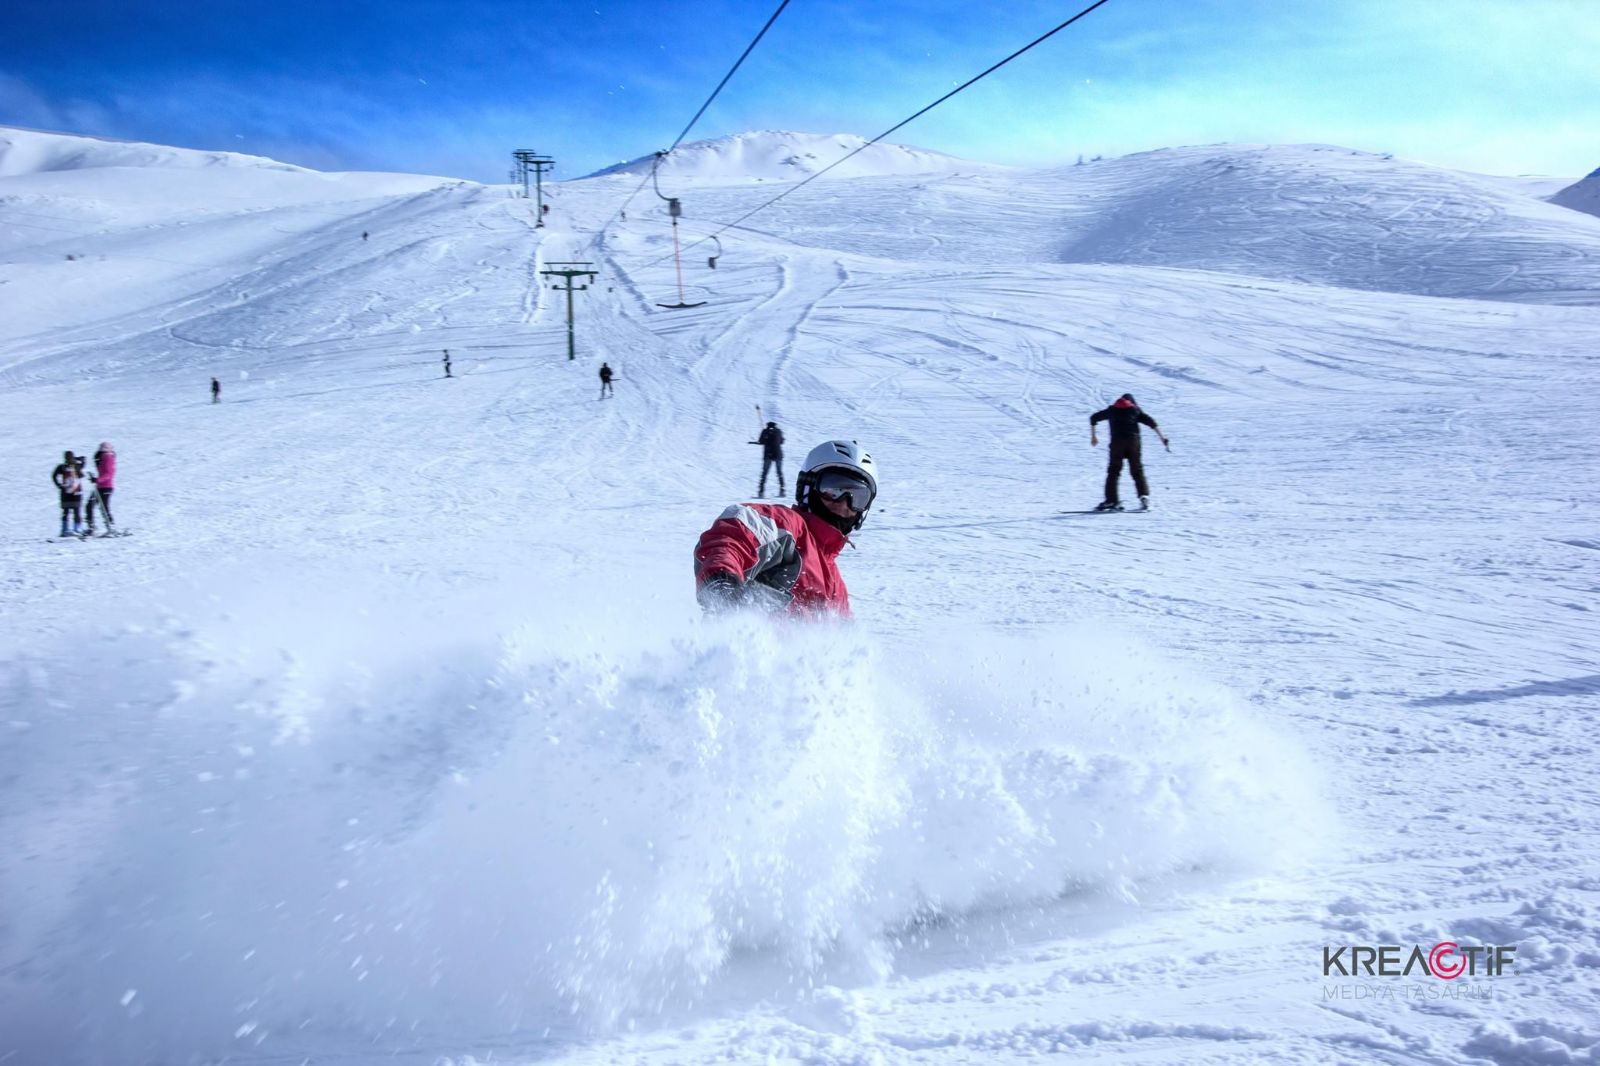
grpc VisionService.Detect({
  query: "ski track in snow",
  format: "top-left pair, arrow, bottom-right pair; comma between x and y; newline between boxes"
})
2,130 -> 1600,1066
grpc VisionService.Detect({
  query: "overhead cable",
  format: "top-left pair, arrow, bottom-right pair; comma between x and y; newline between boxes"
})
597,0 -> 792,235
667,0 -> 1116,259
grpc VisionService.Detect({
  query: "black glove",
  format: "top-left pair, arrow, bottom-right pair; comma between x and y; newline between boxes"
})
697,571 -> 748,613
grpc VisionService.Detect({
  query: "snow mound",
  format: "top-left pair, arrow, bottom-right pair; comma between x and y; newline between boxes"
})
0,125 -> 308,178
1551,166 -> 1600,219
583,130 -> 999,182
1043,144 -> 1600,302
0,568 -> 1321,1062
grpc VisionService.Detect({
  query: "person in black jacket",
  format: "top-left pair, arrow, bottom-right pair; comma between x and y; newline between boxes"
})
1089,393 -> 1169,511
598,362 -> 614,399
52,450 -> 86,536
754,421 -> 785,497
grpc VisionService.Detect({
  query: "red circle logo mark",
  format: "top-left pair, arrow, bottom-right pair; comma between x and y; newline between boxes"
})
1429,942 -> 1466,980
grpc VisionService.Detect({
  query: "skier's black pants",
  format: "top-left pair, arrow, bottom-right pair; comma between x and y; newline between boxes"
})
760,455 -> 784,495
599,381 -> 613,398
1104,439 -> 1149,503
88,488 -> 114,529
60,494 -> 82,532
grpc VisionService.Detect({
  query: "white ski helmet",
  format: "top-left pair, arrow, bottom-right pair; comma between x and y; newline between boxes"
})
796,439 -> 878,532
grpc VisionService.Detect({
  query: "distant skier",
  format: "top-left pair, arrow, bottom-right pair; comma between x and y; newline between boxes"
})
86,441 -> 117,535
753,421 -> 785,497
443,349 -> 452,378
598,362 -> 614,399
1089,393 -> 1169,512
694,439 -> 877,617
211,377 -> 221,403
362,231 -> 369,241
52,450 -> 86,537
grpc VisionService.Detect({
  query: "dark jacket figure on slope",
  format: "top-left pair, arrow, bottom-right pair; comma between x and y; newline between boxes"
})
52,450 -> 86,536
211,377 -> 221,403
754,421 -> 785,497
1089,393 -> 1169,511
87,441 -> 117,533
598,362 -> 614,398
694,440 -> 878,618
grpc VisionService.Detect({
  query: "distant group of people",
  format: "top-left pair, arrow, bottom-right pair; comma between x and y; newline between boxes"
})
693,393 -> 1169,617
51,443 -> 117,538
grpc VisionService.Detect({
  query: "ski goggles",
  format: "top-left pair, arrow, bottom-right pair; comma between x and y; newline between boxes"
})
814,470 -> 875,512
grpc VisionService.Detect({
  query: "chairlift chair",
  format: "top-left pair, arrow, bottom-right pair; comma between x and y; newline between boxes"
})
651,150 -> 707,309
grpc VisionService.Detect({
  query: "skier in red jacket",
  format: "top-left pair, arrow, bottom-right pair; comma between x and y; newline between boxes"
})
694,440 -> 878,617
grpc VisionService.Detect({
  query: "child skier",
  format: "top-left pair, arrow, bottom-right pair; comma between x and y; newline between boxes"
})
52,450 -> 86,537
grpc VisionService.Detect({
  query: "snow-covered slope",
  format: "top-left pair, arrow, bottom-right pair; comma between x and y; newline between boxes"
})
1551,166 -> 1600,218
0,125 -> 470,352
627,141 -> 1600,304
2,130 -> 1599,1066
1466,171 -> 1581,200
584,129 -> 1004,181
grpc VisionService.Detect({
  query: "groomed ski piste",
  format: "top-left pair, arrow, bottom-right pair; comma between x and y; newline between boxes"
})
2,126 -> 1599,1065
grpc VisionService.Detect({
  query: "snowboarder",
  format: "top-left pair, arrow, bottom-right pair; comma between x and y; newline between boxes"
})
598,362 -> 614,399
1089,393 -> 1169,511
86,441 -> 117,534
694,439 -> 877,617
211,377 -> 221,403
52,450 -> 86,537
442,349 -> 453,378
753,421 -> 785,498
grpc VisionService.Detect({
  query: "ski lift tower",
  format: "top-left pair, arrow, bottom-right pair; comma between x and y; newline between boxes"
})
541,261 -> 598,361
512,150 -> 555,225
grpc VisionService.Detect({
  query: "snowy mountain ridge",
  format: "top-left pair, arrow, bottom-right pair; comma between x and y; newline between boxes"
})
0,124 -> 310,178
582,129 -> 1006,181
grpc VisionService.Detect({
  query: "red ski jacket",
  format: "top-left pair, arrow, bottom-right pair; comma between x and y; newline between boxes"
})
693,503 -> 851,617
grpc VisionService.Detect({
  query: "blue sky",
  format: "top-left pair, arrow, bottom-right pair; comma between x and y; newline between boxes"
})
3,0 -> 1596,181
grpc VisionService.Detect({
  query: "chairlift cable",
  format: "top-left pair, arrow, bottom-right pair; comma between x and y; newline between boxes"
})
661,0 -> 1116,263
594,0 -> 792,239
665,0 -> 791,154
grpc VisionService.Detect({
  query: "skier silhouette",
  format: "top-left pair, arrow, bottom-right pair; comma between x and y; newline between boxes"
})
1089,393 -> 1169,511
754,421 -> 785,497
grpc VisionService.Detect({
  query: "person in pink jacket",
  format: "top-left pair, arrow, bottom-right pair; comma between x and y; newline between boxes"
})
87,441 -> 117,534
693,440 -> 878,617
